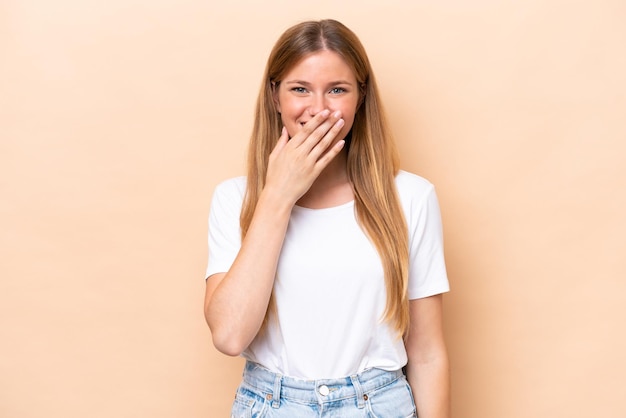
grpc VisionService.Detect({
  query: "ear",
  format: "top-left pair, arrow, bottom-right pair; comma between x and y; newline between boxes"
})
357,84 -> 366,110
272,81 -> 281,113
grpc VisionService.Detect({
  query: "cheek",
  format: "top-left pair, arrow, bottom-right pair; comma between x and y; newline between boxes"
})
277,96 -> 305,117
336,99 -> 358,120
339,104 -> 357,129
280,115 -> 303,138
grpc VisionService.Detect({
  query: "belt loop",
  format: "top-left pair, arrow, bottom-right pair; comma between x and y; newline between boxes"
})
271,373 -> 282,409
350,374 -> 366,409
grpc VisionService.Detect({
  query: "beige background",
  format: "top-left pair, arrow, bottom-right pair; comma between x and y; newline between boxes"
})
1,0 -> 625,417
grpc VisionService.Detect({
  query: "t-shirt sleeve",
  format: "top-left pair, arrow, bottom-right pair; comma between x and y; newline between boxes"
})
407,185 -> 450,299
205,178 -> 244,279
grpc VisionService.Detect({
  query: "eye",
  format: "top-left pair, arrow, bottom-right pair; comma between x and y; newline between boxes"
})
291,87 -> 308,94
329,87 -> 347,94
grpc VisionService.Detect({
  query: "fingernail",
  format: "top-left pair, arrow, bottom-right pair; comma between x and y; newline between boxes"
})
336,118 -> 345,128
332,110 -> 342,118
320,109 -> 330,117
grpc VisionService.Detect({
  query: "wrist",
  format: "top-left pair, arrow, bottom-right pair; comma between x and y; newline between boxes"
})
257,186 -> 296,216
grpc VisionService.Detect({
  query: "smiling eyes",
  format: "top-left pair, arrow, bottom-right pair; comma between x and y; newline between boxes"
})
290,86 -> 348,95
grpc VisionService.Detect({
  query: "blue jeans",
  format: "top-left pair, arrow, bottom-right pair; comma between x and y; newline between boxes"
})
231,361 -> 417,417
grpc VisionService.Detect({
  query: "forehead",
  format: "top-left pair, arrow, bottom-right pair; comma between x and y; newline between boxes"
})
282,50 -> 356,82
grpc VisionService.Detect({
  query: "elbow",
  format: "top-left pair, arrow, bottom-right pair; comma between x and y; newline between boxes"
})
210,328 -> 249,357
203,297 -> 254,356
205,310 -> 250,356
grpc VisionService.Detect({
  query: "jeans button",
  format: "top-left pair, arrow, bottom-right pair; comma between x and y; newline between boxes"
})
318,385 -> 330,396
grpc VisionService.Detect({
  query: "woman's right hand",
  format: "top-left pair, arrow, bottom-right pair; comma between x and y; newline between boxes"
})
205,110 -> 345,356
264,109 -> 346,205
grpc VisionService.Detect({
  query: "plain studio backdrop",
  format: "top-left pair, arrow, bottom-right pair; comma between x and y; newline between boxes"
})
1,1 -> 624,417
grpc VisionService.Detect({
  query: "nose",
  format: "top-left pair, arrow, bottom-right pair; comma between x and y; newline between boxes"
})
307,94 -> 327,116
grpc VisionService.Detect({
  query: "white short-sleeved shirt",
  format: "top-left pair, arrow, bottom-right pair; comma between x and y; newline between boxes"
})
206,170 -> 449,379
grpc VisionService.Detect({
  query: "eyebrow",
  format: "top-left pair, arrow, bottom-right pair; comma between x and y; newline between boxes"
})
283,79 -> 355,86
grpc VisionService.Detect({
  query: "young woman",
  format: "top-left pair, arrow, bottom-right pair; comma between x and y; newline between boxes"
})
204,19 -> 450,417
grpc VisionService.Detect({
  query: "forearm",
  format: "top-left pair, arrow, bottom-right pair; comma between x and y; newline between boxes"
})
405,295 -> 450,418
205,188 -> 293,355
205,112 -> 346,355
406,354 -> 450,418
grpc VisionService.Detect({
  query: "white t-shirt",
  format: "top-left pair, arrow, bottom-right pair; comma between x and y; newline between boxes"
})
206,170 -> 449,379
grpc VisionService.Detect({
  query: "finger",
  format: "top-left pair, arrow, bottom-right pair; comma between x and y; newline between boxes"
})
270,126 -> 289,155
308,117 -> 345,160
277,126 -> 289,148
288,109 -> 331,146
313,139 -> 346,173
297,110 -> 343,153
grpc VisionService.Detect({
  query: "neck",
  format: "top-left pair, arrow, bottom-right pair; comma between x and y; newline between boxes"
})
297,150 -> 353,209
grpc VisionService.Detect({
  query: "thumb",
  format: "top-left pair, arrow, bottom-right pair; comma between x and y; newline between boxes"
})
272,126 -> 289,152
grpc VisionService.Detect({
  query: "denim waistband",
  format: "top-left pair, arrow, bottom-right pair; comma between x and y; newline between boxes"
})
241,361 -> 404,409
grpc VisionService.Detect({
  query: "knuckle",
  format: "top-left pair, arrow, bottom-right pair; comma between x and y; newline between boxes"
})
301,124 -> 315,135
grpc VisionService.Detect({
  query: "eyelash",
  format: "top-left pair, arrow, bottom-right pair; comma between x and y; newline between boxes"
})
290,87 -> 347,94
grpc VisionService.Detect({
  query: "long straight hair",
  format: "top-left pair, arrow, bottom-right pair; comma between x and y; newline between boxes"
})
241,20 -> 410,336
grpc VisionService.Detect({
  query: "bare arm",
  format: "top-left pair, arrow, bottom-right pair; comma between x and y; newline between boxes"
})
404,294 -> 450,418
203,189 -> 292,356
204,110 -> 345,356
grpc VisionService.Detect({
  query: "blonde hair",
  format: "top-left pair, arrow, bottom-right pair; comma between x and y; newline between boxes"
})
241,19 -> 410,336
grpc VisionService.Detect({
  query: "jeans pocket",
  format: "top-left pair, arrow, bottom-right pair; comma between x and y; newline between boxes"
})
365,376 -> 416,418
231,385 -> 269,418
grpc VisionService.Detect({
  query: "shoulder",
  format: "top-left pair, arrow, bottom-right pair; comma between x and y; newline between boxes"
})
209,176 -> 247,213
213,176 -> 247,199
394,170 -> 435,202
